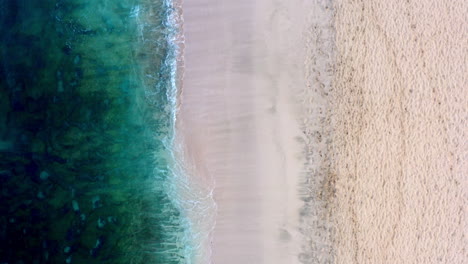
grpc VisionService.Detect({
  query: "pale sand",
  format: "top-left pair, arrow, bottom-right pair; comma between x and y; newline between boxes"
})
330,0 -> 467,263
179,0 -> 466,263
178,0 -> 332,263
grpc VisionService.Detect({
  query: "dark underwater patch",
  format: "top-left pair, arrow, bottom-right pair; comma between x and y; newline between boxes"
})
0,0 -> 185,263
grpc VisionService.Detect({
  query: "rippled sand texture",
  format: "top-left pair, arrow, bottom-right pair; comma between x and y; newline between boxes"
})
330,0 -> 467,263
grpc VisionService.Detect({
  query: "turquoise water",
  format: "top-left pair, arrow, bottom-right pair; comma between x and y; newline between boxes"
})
0,0 -> 189,263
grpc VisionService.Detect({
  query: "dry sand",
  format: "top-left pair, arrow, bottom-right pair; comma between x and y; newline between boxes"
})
330,0 -> 467,263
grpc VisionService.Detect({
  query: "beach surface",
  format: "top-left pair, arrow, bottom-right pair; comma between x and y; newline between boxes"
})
178,0 -> 333,263
178,0 -> 466,263
330,0 -> 467,263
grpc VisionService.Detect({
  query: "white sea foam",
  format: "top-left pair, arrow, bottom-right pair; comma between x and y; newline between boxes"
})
132,0 -> 217,262
161,0 -> 217,263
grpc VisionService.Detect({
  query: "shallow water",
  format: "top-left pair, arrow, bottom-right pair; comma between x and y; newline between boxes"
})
0,0 -> 190,263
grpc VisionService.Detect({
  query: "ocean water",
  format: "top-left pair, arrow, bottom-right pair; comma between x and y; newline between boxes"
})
0,0 -> 193,263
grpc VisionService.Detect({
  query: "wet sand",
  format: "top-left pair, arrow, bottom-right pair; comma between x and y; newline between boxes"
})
178,0 -> 328,263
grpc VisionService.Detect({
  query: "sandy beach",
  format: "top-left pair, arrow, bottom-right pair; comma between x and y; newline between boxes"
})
178,0 -> 332,263
330,0 -> 467,263
178,0 -> 466,263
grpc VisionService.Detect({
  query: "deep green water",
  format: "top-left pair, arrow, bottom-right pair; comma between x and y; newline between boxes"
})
0,0 -> 186,263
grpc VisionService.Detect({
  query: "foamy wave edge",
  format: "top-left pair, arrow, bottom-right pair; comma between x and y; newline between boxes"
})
164,0 -> 217,263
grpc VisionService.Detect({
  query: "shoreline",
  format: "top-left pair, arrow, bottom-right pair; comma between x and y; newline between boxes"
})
178,1 -> 264,262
